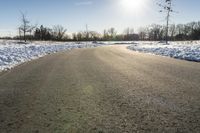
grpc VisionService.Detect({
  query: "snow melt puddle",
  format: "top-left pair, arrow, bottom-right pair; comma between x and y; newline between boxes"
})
127,41 -> 200,62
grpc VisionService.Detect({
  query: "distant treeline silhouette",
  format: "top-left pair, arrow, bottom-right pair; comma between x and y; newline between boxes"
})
1,21 -> 200,42
138,22 -> 200,41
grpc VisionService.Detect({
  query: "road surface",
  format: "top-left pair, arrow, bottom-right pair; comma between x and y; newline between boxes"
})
0,45 -> 200,133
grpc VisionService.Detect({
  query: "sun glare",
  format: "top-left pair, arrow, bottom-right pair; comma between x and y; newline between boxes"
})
120,0 -> 147,12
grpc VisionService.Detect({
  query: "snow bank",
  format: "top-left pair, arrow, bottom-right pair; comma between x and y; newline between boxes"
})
0,41 -> 102,71
1,40 -> 199,72
127,41 -> 200,62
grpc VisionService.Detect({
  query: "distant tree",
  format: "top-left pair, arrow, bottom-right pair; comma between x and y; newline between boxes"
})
138,27 -> 147,40
89,31 -> 101,41
103,29 -> 109,40
62,34 -> 70,41
15,19 -> 200,42
183,25 -> 190,39
191,21 -> 200,40
123,27 -> 136,41
52,25 -> 67,41
188,22 -> 196,34
77,32 -> 83,41
108,27 -> 117,40
169,24 -> 176,40
152,24 -> 165,40
158,0 -> 177,43
176,24 -> 184,35
72,33 -> 78,41
175,24 -> 184,40
19,12 -> 33,42
33,25 -> 52,40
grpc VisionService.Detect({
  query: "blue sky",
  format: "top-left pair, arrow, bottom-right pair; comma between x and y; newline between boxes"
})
0,0 -> 200,36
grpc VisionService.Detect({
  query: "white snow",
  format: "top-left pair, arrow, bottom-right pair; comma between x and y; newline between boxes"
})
127,41 -> 200,62
1,40 -> 199,72
0,40 -> 102,71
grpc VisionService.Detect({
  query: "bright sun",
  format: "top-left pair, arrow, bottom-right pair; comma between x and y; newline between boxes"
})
120,0 -> 146,12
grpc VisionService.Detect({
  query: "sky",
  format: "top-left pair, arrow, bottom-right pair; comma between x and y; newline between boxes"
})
0,0 -> 200,36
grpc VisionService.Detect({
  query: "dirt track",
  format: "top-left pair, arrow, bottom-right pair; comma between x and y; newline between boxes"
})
0,45 -> 200,133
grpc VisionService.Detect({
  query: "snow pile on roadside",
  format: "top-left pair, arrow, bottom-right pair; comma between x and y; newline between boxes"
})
0,41 -> 102,71
127,41 -> 200,62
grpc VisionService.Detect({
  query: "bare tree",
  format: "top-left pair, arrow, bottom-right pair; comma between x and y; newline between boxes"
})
169,24 -> 176,40
89,31 -> 101,41
103,29 -> 109,40
158,0 -> 177,44
52,25 -> 67,40
187,22 -> 196,36
77,32 -> 83,41
183,25 -> 190,39
176,24 -> 184,35
72,33 -> 78,41
138,27 -> 147,40
19,12 -> 32,42
124,27 -> 135,40
108,27 -> 117,39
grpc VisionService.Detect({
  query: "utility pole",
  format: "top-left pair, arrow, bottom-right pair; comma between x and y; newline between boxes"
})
158,0 -> 176,44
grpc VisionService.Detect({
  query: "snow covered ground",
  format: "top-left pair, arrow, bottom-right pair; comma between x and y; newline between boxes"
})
1,40 -> 199,72
127,41 -> 200,62
0,40 -> 102,71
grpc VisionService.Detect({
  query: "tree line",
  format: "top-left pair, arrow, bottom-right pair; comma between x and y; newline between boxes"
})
138,22 -> 200,41
1,13 -> 200,42
15,13 -> 138,42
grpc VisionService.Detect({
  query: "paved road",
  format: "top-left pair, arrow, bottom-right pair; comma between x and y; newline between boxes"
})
0,45 -> 200,133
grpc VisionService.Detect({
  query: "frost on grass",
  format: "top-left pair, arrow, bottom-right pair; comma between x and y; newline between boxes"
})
127,41 -> 200,62
0,40 -> 102,71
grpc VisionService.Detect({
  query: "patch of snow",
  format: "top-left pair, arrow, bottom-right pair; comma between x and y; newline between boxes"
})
0,41 -> 102,71
127,41 -> 200,62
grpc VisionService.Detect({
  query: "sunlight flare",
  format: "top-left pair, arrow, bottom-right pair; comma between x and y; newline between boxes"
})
120,0 -> 148,13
